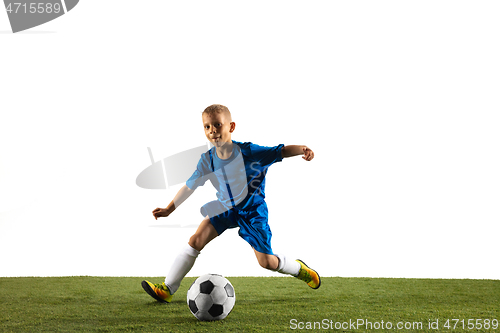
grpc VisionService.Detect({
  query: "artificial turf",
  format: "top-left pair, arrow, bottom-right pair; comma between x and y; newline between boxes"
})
0,276 -> 498,332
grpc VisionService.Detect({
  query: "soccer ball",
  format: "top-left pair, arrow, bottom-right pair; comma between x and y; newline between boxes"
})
187,274 -> 236,321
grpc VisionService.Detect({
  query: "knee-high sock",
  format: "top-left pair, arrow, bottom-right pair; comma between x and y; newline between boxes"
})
164,244 -> 200,294
275,253 -> 300,276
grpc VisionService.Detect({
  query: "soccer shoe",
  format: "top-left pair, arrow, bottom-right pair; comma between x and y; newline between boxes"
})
141,280 -> 173,303
295,259 -> 321,289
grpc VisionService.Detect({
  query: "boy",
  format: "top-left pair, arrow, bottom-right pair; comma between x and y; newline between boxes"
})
142,104 -> 320,303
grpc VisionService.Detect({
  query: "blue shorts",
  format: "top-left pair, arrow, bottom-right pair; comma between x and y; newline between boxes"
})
200,200 -> 273,255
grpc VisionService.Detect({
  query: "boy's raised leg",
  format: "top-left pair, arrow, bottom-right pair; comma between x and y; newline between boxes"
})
254,250 -> 321,289
294,259 -> 321,289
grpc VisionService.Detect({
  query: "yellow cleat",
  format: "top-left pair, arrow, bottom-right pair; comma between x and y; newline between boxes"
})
295,260 -> 321,289
141,280 -> 173,303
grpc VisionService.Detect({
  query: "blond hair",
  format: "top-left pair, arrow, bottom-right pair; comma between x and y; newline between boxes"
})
202,104 -> 232,121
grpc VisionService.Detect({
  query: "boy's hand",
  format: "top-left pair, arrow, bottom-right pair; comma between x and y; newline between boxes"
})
152,207 -> 172,220
302,146 -> 314,161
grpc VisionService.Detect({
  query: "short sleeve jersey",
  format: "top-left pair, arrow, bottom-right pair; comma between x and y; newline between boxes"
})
186,140 -> 284,210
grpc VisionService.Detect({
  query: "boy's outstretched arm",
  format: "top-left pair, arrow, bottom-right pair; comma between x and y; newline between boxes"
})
282,145 -> 314,161
152,184 -> 194,220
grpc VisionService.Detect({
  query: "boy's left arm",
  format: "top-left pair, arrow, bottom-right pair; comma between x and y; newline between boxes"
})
281,145 -> 314,161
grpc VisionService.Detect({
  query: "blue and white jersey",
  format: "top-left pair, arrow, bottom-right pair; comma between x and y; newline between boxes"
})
186,140 -> 284,213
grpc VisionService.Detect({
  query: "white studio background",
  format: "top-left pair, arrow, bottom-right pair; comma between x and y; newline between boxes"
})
0,1 -> 499,279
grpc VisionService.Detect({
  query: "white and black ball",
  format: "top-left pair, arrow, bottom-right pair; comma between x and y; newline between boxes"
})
187,274 -> 235,321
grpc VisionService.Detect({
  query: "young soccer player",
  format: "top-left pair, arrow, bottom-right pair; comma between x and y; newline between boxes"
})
142,104 -> 320,303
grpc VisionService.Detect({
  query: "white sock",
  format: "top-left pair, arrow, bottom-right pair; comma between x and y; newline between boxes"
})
275,253 -> 300,276
164,244 -> 200,294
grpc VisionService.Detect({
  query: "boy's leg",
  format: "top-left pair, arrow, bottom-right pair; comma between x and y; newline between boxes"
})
142,216 -> 218,303
236,202 -> 321,289
164,217 -> 218,292
253,249 -> 298,274
253,249 -> 321,289
188,216 -> 219,252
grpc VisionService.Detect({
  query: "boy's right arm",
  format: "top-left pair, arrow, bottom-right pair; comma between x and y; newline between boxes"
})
152,184 -> 194,220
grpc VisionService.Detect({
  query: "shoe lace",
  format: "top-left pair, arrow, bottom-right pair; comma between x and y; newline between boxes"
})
298,268 -> 312,283
154,283 -> 167,291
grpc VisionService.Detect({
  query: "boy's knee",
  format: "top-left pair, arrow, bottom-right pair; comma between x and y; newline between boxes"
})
259,261 -> 274,270
188,220 -> 218,252
258,255 -> 278,270
188,234 -> 203,252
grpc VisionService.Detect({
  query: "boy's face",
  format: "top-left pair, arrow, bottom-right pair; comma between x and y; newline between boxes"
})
202,111 -> 235,148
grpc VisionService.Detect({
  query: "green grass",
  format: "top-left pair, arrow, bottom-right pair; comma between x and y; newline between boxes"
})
0,276 -> 498,332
